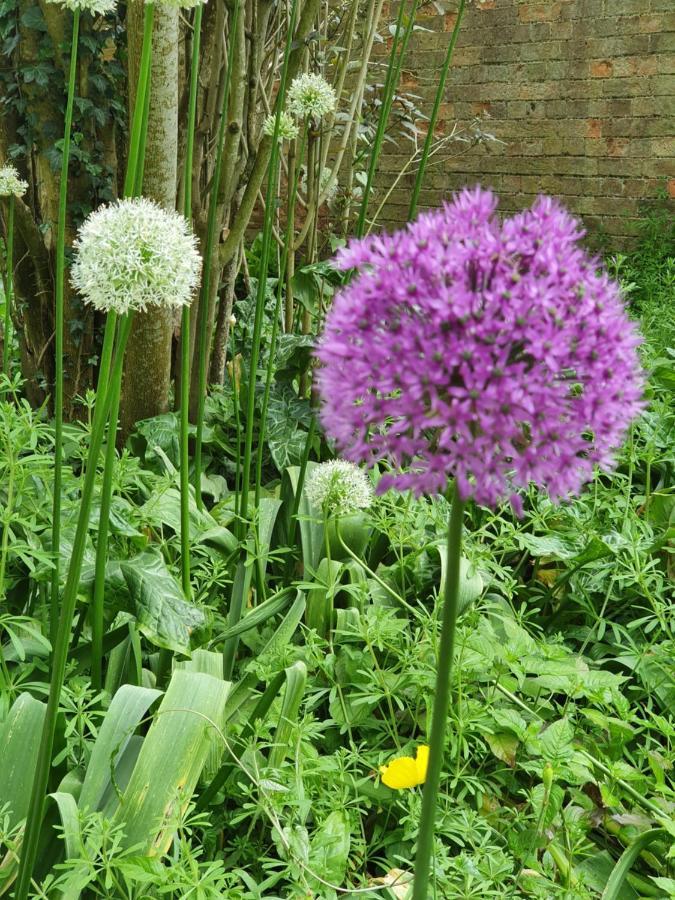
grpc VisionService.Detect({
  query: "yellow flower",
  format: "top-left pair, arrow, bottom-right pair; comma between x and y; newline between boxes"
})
379,745 -> 429,790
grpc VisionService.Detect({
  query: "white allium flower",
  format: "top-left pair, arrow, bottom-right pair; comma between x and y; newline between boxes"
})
0,165 -> 28,198
263,111 -> 299,142
46,0 -> 117,14
70,197 -> 202,315
305,460 -> 373,517
301,166 -> 338,202
287,73 -> 337,122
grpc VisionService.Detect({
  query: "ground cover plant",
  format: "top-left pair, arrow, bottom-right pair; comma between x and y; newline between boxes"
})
1,0 -> 674,897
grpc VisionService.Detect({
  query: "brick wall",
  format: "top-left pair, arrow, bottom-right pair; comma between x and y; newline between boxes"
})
374,0 -> 675,245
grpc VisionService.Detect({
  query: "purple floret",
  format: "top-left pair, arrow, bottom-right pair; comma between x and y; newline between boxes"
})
316,187 -> 645,512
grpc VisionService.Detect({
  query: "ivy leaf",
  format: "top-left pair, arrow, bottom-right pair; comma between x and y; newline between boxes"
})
19,5 -> 46,31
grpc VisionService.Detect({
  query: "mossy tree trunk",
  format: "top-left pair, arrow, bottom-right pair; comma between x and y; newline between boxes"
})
119,0 -> 179,440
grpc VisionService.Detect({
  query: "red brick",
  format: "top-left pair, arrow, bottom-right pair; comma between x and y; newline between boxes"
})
518,3 -> 561,23
590,60 -> 613,77
667,179 -> 675,200
586,119 -> 602,138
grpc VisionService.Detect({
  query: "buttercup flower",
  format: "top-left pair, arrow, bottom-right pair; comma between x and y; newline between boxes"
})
287,73 -> 336,121
46,0 -> 117,13
0,165 -> 28,198
380,745 -> 429,790
305,459 -> 373,517
263,111 -> 299,142
71,197 -> 202,315
316,187 -> 644,512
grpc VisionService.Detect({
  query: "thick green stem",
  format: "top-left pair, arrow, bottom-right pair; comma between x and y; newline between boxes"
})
124,2 -> 155,198
355,0 -> 419,237
89,5 -> 155,687
88,316 -> 118,691
2,195 -> 14,380
49,9 -> 80,649
408,0 -> 465,220
237,0 -> 298,539
255,126 -> 307,508
193,0 -> 240,512
412,489 -> 466,900
14,311 -> 133,900
178,4 -> 203,598
90,349 -> 124,692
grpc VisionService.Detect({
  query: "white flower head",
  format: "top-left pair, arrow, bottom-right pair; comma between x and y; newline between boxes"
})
287,73 -> 336,122
0,165 -> 28,198
263,110 -> 299,142
70,197 -> 202,315
305,460 -> 373,517
46,0 -> 117,14
301,166 -> 338,202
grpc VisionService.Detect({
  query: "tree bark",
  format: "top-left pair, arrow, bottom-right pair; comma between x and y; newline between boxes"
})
120,0 -> 179,440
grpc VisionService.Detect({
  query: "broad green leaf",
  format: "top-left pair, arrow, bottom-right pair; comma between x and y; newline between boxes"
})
269,661 -> 307,769
280,463 -> 323,571
438,553 -> 484,614
0,693 -> 46,829
307,809 -> 351,896
119,551 -> 205,653
485,732 -> 519,767
537,718 -> 574,762
80,684 -> 162,814
266,387 -> 312,472
112,670 -> 229,855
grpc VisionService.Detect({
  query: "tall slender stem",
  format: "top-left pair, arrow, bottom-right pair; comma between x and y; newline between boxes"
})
2,195 -> 14,380
255,126 -> 307,508
412,488 -> 466,900
355,0 -> 419,238
408,0 -> 465,220
89,4 -> 155,688
124,2 -> 155,198
14,310 -> 133,899
49,8 -> 80,648
238,0 -> 298,539
178,4 -> 203,598
193,0 -> 240,511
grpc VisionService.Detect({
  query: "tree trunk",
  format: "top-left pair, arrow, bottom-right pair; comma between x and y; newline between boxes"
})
120,0 -> 179,440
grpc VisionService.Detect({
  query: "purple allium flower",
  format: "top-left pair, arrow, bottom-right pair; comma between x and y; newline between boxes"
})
316,187 -> 644,512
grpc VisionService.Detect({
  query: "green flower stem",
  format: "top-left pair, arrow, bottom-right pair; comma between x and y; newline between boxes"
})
2,195 -> 14,380
193,0 -> 240,513
87,314 -> 118,692
254,126 -> 307,510
49,8 -> 80,649
237,0 -> 298,541
88,5 -> 155,688
286,414 -> 316,560
124,2 -> 154,198
178,4 -> 203,598
408,0 -> 465,220
412,488 -> 466,900
355,0 -> 419,238
14,311 -> 133,900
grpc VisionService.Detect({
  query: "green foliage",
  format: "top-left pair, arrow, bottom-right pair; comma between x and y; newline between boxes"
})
1,219 -> 674,896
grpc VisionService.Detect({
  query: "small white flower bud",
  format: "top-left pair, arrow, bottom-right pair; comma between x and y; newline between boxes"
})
0,165 -> 28,198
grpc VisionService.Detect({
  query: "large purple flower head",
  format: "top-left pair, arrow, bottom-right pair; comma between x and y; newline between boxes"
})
316,187 -> 644,512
